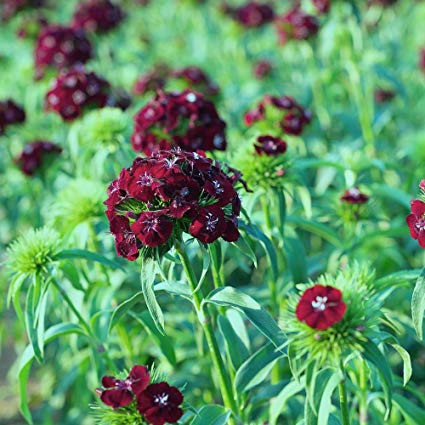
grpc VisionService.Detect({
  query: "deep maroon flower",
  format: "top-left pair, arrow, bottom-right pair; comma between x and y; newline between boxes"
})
313,0 -> 331,14
105,150 -> 243,260
255,135 -> 287,156
98,365 -> 150,408
374,89 -> 395,103
131,89 -> 227,155
72,0 -> 125,33
406,199 -> 425,249
340,187 -> 369,204
171,66 -> 219,96
244,95 -> 311,136
133,65 -> 169,96
296,285 -> 347,330
275,6 -> 319,44
225,1 -> 275,28
0,99 -> 25,134
1,0 -> 43,21
137,382 -> 183,425
45,67 -> 109,121
34,25 -> 92,79
15,141 -> 62,176
253,60 -> 272,79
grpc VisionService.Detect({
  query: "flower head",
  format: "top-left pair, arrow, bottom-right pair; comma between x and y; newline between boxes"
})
171,66 -> 219,96
340,187 -> 369,204
224,1 -> 275,28
105,150 -> 243,260
131,89 -> 227,155
72,0 -> 125,33
0,99 -> 25,134
137,382 -> 184,425
15,141 -> 62,176
407,197 -> 425,248
255,135 -> 287,156
45,67 -> 109,121
34,25 -> 92,79
296,285 -> 346,330
97,365 -> 150,408
275,6 -> 319,45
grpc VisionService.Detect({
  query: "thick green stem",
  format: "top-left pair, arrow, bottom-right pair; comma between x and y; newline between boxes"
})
261,196 -> 272,235
359,360 -> 368,425
176,245 -> 238,420
338,365 -> 351,425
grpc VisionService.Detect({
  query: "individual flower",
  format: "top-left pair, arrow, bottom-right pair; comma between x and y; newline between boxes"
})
131,89 -> 227,155
1,0 -> 43,21
275,6 -> 319,45
253,60 -> 272,79
312,0 -> 331,14
254,135 -> 287,156
296,284 -> 346,330
374,88 -> 395,103
244,95 -> 311,136
223,1 -> 275,28
15,141 -> 62,176
406,181 -> 425,248
0,99 -> 25,134
133,64 -> 170,96
171,66 -> 219,96
104,150 -> 243,260
45,67 -> 109,121
137,382 -> 184,425
97,365 -> 150,408
72,0 -> 125,33
340,187 -> 369,204
34,25 -> 92,79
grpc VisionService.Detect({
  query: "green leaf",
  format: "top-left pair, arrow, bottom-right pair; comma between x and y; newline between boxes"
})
231,232 -> 257,267
375,269 -> 421,290
190,404 -> 231,425
235,343 -> 286,392
205,286 -> 286,348
24,284 -> 43,364
411,267 -> 425,340
269,379 -> 304,425
284,236 -> 308,283
108,291 -> 144,334
141,258 -> 165,334
56,249 -> 124,270
19,323 -> 84,424
361,339 -> 393,419
317,373 -> 340,425
388,343 -> 412,386
154,280 -> 191,298
131,311 -> 176,366
393,393 -> 425,424
218,315 -> 250,370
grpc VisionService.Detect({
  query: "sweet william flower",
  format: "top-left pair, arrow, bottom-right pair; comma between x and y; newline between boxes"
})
97,365 -> 150,408
137,382 -> 184,425
131,212 -> 174,247
296,284 -> 347,330
255,135 -> 287,156
406,199 -> 425,248
0,99 -> 25,134
72,0 -> 125,33
15,141 -> 62,176
340,187 -> 369,204
34,25 -> 92,79
223,1 -> 275,28
45,67 -> 109,121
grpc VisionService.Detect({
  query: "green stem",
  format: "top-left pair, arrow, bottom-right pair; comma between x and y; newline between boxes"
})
338,365 -> 351,425
359,360 -> 368,425
176,245 -> 238,421
261,196 -> 272,235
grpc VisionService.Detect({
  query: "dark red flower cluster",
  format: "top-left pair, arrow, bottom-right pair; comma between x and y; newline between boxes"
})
15,141 -> 62,176
253,60 -> 272,79
255,135 -> 287,156
275,6 -> 319,44
97,365 -> 183,425
72,0 -> 125,33
244,95 -> 311,136
105,150 -> 242,260
374,89 -> 395,103
296,284 -> 347,330
131,89 -> 227,155
340,187 -> 369,204
45,67 -> 109,121
0,99 -> 25,134
34,25 -> 92,79
1,0 -> 43,21
133,65 -> 169,96
171,66 -> 219,96
223,1 -> 275,28
313,0 -> 331,14
406,181 -> 425,249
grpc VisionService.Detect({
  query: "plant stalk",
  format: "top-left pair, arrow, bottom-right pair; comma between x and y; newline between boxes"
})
338,365 -> 351,425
